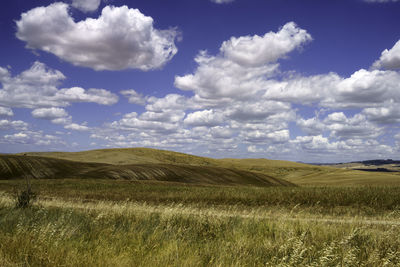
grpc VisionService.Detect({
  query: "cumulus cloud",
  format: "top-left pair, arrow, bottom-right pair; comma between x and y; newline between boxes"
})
93,23 -> 311,154
0,120 -> 28,131
263,68 -> 400,109
328,69 -> 400,108
220,22 -> 312,67
146,94 -> 188,112
0,107 -> 13,116
0,61 -> 118,108
2,130 -> 64,146
140,110 -> 185,123
60,22 -> 400,161
31,107 -> 68,120
372,40 -> 400,70
323,113 -> 382,140
72,0 -> 101,12
175,22 -> 310,100
64,123 -> 90,131
31,107 -> 75,125
55,87 -> 118,105
362,101 -> 400,124
120,90 -> 147,105
111,112 -> 180,134
16,3 -> 179,71
224,101 -> 292,122
297,117 -> 325,136
184,109 -> 224,127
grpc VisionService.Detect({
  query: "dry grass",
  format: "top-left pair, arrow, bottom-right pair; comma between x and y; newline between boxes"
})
1,189 -> 400,266
17,147 -> 400,186
0,155 -> 292,186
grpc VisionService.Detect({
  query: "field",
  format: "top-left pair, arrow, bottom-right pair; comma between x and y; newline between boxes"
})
1,148 -> 400,266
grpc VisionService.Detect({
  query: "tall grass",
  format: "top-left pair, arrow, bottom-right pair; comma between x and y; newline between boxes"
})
0,194 -> 400,266
1,179 -> 400,214
1,180 -> 400,266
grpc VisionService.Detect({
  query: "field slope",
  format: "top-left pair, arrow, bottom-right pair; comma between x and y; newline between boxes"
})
19,148 -> 400,186
0,155 -> 292,186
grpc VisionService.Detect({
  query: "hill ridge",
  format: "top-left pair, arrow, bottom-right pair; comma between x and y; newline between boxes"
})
0,154 -> 293,187
11,147 -> 400,186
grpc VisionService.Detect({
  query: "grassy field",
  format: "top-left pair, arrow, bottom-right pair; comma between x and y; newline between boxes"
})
2,148 -> 400,265
1,179 -> 400,266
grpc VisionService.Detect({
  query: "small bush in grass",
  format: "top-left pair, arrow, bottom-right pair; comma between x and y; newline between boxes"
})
14,188 -> 36,209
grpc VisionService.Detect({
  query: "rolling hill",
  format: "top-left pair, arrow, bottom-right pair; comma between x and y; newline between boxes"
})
10,148 -> 400,186
0,154 -> 292,187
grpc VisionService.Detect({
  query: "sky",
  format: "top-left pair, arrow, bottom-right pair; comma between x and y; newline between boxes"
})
1,0 -> 400,162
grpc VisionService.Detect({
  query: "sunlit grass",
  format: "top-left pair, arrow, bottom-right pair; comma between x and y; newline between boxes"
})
1,180 -> 400,266
1,192 -> 400,266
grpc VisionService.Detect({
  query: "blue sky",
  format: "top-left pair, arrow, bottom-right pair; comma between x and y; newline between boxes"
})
1,0 -> 400,162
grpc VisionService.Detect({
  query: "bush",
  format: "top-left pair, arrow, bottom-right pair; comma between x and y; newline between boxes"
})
15,189 -> 36,209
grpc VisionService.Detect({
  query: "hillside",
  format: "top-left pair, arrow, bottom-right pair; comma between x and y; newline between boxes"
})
20,148 -> 218,166
321,159 -> 400,173
0,155 -> 292,187
15,148 -> 400,186
0,155 -> 103,179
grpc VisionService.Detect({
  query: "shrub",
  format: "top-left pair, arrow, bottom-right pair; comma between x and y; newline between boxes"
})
14,188 -> 36,209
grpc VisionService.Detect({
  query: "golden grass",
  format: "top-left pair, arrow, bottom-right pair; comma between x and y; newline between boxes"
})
17,147 -> 400,186
0,155 -> 292,186
1,189 -> 400,266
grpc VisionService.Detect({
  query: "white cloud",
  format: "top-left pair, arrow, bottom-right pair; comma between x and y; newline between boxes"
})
120,89 -> 147,105
291,135 -> 346,153
56,87 -> 118,106
146,94 -> 188,112
362,101 -> 400,124
247,145 -> 264,153
296,112 -> 383,142
224,101 -> 292,122
72,0 -> 101,12
323,113 -> 382,140
20,20 -> 394,161
140,110 -> 185,123
64,123 -> 90,131
2,130 -> 64,146
326,69 -> 400,108
175,22 -> 310,100
263,68 -> 400,109
240,129 -> 290,144
0,61 -> 118,108
4,132 -> 28,143
16,3 -> 179,71
210,126 -> 234,139
0,120 -> 28,130
184,109 -> 224,127
111,112 -> 180,133
0,107 -> 13,116
31,107 -> 68,120
263,73 -> 340,105
220,22 -> 312,67
372,40 -> 400,70
296,117 -> 325,135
